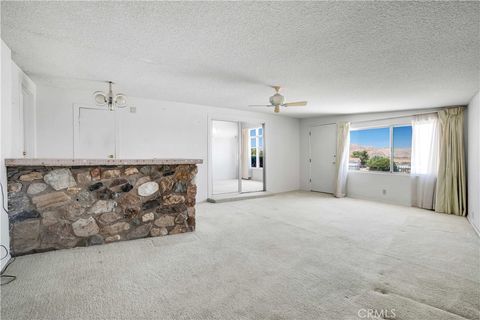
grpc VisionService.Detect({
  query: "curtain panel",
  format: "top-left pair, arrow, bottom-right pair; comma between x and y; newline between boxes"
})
410,113 -> 439,210
435,107 -> 467,216
334,122 -> 350,198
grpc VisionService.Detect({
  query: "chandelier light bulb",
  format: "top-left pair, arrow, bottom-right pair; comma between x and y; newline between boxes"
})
93,91 -> 107,106
115,94 -> 127,107
92,82 -> 127,111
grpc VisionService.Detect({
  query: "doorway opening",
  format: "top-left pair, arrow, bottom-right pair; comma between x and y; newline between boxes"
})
210,120 -> 265,196
74,105 -> 117,159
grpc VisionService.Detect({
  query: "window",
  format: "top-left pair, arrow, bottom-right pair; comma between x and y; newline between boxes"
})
392,126 -> 412,173
249,128 -> 263,168
349,125 -> 412,173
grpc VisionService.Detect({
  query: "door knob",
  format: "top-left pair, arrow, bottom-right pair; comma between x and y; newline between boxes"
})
108,154 -> 114,158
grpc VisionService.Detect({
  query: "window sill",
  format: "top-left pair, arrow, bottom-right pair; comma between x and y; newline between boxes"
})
348,170 -> 410,176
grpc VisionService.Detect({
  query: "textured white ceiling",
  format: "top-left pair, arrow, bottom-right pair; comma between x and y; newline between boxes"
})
2,1 -> 479,118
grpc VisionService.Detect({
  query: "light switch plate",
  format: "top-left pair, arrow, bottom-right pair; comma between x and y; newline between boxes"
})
130,106 -> 136,113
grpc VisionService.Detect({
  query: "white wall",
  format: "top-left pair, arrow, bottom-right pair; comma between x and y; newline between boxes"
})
1,40 -> 12,270
467,91 -> 480,234
348,172 -> 411,206
300,108 -> 440,206
0,41 -> 35,269
212,121 -> 238,181
35,85 -> 300,201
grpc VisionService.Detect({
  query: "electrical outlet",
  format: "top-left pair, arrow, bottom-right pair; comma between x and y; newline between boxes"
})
130,106 -> 136,113
382,189 -> 387,195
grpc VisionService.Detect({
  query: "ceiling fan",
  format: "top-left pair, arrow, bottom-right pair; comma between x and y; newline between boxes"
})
249,86 -> 307,113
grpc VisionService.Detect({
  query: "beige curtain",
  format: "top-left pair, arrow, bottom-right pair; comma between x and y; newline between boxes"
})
334,122 -> 350,198
435,107 -> 467,216
241,128 -> 250,179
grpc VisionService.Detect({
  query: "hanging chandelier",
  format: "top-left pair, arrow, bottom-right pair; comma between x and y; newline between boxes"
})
92,81 -> 127,111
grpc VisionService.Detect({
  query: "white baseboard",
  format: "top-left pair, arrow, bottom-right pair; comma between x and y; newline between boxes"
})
467,215 -> 480,237
347,193 -> 410,207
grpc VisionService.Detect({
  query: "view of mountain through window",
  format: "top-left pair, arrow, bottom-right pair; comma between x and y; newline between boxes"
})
393,126 -> 412,173
349,125 -> 412,173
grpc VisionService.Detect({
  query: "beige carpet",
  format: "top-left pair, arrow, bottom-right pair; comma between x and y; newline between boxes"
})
1,191 -> 479,320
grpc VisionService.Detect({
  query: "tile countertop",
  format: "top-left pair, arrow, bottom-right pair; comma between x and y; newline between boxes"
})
5,158 -> 203,167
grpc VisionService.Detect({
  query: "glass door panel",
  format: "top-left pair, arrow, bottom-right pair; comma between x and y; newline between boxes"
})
241,123 -> 265,193
212,120 -> 240,194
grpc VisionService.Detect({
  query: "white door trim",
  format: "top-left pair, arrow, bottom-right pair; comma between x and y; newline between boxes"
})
73,104 -> 120,159
18,72 -> 37,158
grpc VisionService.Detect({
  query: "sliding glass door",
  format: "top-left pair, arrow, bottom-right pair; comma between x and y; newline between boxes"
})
211,120 -> 265,196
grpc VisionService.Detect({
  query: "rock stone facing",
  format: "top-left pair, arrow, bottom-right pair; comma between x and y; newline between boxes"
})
27,183 -> 47,195
7,164 -> 199,256
138,181 -> 159,197
44,169 -> 77,190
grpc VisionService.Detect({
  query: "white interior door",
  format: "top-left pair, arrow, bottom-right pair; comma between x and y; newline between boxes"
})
76,106 -> 116,159
310,124 -> 337,193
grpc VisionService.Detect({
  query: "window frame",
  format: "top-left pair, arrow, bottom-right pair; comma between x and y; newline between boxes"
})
349,123 -> 412,175
249,128 -> 263,169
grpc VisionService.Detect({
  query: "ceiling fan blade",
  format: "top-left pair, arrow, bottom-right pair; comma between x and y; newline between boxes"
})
248,105 -> 273,107
283,101 -> 307,107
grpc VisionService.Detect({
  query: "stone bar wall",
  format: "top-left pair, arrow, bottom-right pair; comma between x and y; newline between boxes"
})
7,164 -> 198,255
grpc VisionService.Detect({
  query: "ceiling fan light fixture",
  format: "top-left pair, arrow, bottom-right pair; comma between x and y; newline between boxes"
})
249,86 -> 307,113
270,93 -> 285,106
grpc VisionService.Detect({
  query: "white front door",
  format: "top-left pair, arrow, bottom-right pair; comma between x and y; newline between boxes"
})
310,124 -> 337,193
75,106 -> 116,159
